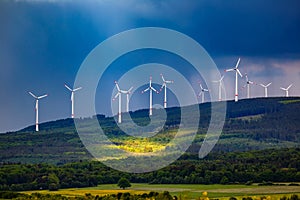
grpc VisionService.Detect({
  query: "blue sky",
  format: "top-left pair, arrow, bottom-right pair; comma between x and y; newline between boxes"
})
0,0 -> 299,132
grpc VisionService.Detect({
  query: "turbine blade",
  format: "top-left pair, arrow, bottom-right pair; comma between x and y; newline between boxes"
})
235,58 -> 241,69
225,68 -> 234,72
220,75 -> 224,81
115,81 -> 121,92
236,69 -> 243,77
64,84 -> 72,91
29,92 -> 37,99
38,94 -> 48,99
287,84 -> 293,90
128,87 -> 133,93
114,92 -> 120,99
200,84 -> 203,90
266,82 -> 272,87
280,87 -> 286,91
160,83 -> 165,91
260,84 -> 266,87
142,87 -> 150,93
151,86 -> 158,93
73,87 -> 82,92
245,74 -> 249,81
161,74 -> 165,82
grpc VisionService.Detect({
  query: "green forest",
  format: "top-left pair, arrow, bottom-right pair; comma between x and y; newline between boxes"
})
0,97 -> 300,196
1,148 -> 300,191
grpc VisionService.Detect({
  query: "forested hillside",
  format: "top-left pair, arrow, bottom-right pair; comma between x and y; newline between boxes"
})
0,97 -> 299,164
1,148 -> 300,191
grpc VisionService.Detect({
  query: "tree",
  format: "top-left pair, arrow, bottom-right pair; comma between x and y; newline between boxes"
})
48,173 -> 60,191
117,178 -> 131,189
220,176 -> 229,184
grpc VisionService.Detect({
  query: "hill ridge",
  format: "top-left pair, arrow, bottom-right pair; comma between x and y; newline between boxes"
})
0,97 -> 299,164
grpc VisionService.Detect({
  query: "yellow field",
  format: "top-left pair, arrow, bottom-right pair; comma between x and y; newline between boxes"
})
21,183 -> 300,199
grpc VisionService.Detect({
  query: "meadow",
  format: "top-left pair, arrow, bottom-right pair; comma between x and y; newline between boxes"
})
21,183 -> 300,199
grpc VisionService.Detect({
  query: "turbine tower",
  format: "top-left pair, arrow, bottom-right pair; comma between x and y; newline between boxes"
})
142,76 -> 159,116
225,58 -> 242,102
113,81 -> 133,123
243,73 -> 254,98
198,83 -> 209,103
65,84 -> 82,119
212,75 -> 224,101
28,92 -> 48,132
260,82 -> 272,97
280,84 -> 293,97
160,73 -> 173,108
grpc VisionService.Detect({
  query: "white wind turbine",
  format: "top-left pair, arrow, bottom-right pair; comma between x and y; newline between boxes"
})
225,58 -> 242,102
142,76 -> 159,116
122,85 -> 133,113
160,73 -> 173,108
260,82 -> 272,97
28,92 -> 48,132
280,84 -> 293,97
113,81 -> 133,123
198,83 -> 209,103
212,75 -> 224,101
243,73 -> 255,98
65,84 -> 82,119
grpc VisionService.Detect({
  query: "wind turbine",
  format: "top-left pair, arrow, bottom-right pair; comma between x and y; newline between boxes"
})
113,81 -> 133,123
225,58 -> 242,102
212,75 -> 224,101
260,82 -> 272,97
65,84 -> 82,119
198,83 -> 209,103
243,73 -> 255,98
280,84 -> 293,97
160,73 -> 173,108
142,76 -> 159,116
28,92 -> 48,132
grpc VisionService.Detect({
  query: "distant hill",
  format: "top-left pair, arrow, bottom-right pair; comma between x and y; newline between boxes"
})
0,97 -> 299,165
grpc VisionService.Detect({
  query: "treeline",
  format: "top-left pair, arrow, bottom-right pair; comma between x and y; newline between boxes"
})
1,148 -> 300,191
0,191 -> 173,200
1,191 -> 300,200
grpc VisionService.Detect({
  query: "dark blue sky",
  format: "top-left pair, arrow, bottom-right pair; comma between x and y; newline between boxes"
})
0,0 -> 299,132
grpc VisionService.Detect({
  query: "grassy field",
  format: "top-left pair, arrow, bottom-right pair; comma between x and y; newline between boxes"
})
21,183 -> 300,199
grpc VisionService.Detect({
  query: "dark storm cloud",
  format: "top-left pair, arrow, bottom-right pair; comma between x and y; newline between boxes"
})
0,0 -> 299,132
182,0 -> 300,57
3,0 -> 300,57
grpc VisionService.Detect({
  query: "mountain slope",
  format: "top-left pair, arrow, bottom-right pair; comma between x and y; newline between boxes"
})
0,97 -> 299,164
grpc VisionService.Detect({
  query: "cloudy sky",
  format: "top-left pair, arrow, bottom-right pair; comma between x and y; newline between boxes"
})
0,0 -> 299,133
